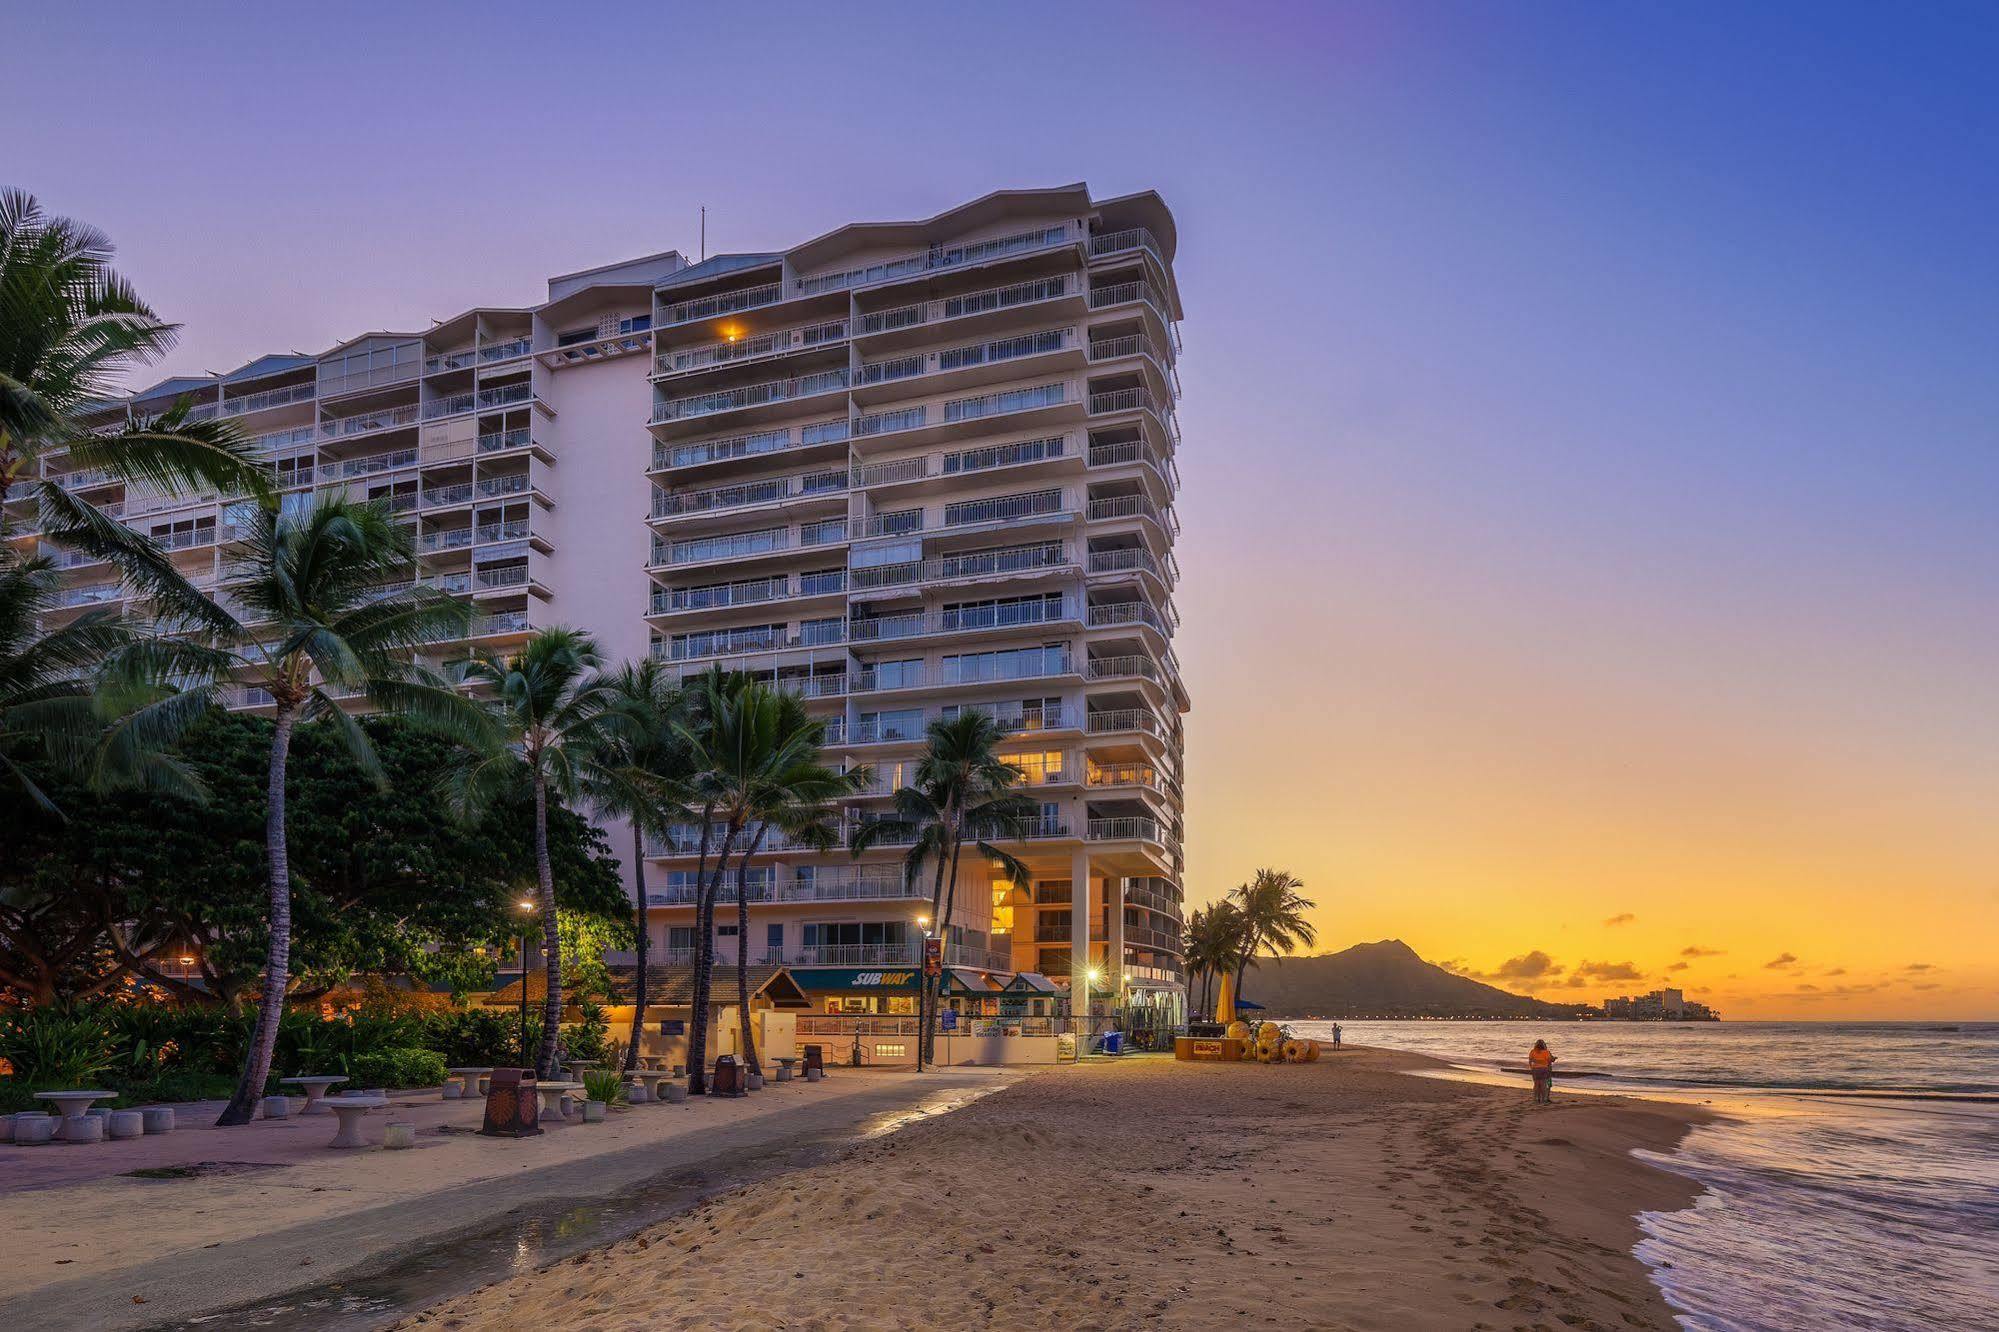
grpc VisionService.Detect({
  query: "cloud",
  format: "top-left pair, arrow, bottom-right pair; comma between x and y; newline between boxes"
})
1913,982 -> 1941,991
1765,953 -> 1798,969
1571,959 -> 1644,983
1824,967 -> 1847,977
1667,961 -> 1689,972
1603,913 -> 1636,928
1904,963 -> 1936,973
1796,984 -> 1820,992
1681,946 -> 1725,958
1492,950 -> 1561,982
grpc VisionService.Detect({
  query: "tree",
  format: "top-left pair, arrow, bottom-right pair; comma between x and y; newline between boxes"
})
851,713 -> 1033,1070
0,188 -> 267,628
1182,901 -> 1247,1018
450,628 -> 613,1078
211,496 -> 481,1126
578,659 -> 690,1071
1229,868 -> 1317,1003
0,549 -> 218,814
1,711 -> 627,1009
676,676 -> 865,1090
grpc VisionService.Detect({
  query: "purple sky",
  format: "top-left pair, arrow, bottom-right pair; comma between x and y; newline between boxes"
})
14,1 -> 1999,1014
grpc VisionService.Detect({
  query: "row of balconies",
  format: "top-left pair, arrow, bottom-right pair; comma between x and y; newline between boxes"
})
650,810 -> 1171,859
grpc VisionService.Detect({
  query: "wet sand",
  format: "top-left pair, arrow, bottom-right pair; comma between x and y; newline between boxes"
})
398,1048 -> 1708,1331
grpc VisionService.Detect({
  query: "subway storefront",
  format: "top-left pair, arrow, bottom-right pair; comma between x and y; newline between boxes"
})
789,967 -> 922,1015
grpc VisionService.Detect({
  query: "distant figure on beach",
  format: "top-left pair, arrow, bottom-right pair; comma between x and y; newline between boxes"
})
1332,1023 -> 1343,1045
1528,1039 -> 1556,1103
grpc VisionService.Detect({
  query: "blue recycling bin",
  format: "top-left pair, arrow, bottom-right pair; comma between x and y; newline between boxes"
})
1101,1031 -> 1124,1055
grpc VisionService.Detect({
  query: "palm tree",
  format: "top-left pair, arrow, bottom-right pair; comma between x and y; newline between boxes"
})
1182,901 -> 1248,1018
213,496 -> 481,1126
0,548 -> 222,815
852,713 -> 1035,1070
581,659 -> 690,1072
721,688 -> 857,1079
449,628 -> 612,1079
1229,868 -> 1317,1005
676,676 -> 866,1090
0,188 -> 267,626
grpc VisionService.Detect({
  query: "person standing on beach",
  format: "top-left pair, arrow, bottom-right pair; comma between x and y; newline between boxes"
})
1528,1039 -> 1556,1103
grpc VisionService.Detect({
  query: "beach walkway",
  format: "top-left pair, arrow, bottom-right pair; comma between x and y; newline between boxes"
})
0,1067 -> 1018,1331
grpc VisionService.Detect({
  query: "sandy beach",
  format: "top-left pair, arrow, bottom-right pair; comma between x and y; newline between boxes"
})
398,1048 -> 1707,1331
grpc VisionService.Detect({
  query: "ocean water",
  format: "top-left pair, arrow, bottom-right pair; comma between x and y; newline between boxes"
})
1286,1020 -> 1999,1331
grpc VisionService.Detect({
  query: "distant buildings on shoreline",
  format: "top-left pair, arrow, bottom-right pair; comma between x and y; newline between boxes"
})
1601,987 -> 1720,1021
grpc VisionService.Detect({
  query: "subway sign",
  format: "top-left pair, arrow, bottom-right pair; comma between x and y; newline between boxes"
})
790,967 -> 920,991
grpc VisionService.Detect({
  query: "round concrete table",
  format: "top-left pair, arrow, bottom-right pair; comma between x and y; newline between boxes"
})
33,1091 -> 114,1140
773,1057 -> 799,1083
280,1075 -> 349,1115
626,1069 -> 675,1100
533,1081 -> 584,1121
562,1060 -> 600,1082
322,1094 -> 388,1148
444,1067 -> 494,1100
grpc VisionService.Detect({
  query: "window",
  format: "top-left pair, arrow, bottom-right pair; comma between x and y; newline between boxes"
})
668,927 -> 697,950
851,537 -> 922,569
717,924 -> 738,938
867,658 -> 922,690
875,1043 -> 907,1059
766,924 -> 784,952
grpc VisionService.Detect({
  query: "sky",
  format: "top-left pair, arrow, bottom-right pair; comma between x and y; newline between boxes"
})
12,1 -> 1998,1019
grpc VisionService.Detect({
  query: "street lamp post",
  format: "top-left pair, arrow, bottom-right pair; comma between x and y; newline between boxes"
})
515,899 -> 537,1069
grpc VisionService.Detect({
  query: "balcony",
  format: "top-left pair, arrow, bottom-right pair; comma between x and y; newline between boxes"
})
944,487 -> 1070,529
1087,279 -> 1174,320
650,470 -> 847,520
655,320 -> 848,377
478,337 -> 533,366
1087,600 -> 1171,633
848,597 -> 1079,645
1088,816 -> 1162,844
1086,708 -> 1171,739
650,369 -> 849,426
468,610 -> 530,639
650,570 -> 845,615
1086,762 -> 1166,794
798,225 -> 1074,297
1088,227 -> 1168,265
1088,493 -> 1178,535
656,622 -> 847,662
320,404 -> 419,441
337,449 -> 419,479
847,541 -> 1071,592
652,420 -> 850,472
1087,548 -> 1165,580
857,275 -> 1076,337
855,327 -> 1076,391
221,381 -> 316,417
658,281 -> 784,328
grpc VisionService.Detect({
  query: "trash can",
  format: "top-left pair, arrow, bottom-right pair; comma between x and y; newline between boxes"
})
1101,1031 -> 1124,1055
801,1044 -> 824,1076
711,1054 -> 745,1097
480,1068 -> 542,1137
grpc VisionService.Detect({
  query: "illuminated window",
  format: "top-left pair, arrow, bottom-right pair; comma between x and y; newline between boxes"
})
1004,750 -> 1066,785
875,1043 -> 907,1058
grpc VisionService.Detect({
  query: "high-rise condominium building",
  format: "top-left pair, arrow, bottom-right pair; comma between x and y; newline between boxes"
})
19,184 -> 1188,1027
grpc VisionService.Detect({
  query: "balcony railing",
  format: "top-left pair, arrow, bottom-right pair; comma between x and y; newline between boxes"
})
848,597 -> 1078,643
476,427 -> 533,454
221,381 -> 316,416
651,369 -> 849,425
1087,600 -> 1171,633
1086,709 -> 1170,739
337,449 -> 419,478
659,281 -> 783,327
857,275 -> 1074,335
653,421 -> 848,470
652,570 -> 844,615
1087,548 -> 1163,580
1086,654 -> 1165,684
477,473 -> 532,500
1087,280 -> 1173,317
1087,763 -> 1164,792
797,225 -> 1072,296
847,542 -> 1070,592
856,327 -> 1074,386
650,470 -> 847,519
471,610 -> 530,637
655,527 -> 790,566
321,404 -> 419,440
657,320 -> 848,375
1088,816 -> 1162,843
1088,227 -> 1167,262
660,622 -> 847,662
420,482 -> 475,509
478,337 -> 533,365
944,488 -> 1068,528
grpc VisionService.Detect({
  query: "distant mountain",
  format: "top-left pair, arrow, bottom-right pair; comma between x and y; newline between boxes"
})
1232,939 -> 1594,1019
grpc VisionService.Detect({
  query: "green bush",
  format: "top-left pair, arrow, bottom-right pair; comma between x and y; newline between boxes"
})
581,1068 -> 626,1105
109,1070 -> 237,1107
0,1007 -> 118,1092
345,1046 -> 447,1090
419,1008 -> 527,1066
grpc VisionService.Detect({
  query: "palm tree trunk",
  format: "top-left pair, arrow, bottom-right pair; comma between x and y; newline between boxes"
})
915,804 -> 954,1072
217,706 -> 294,1126
686,819 -> 738,1095
734,822 -> 769,1077
927,832 -> 968,1068
624,823 -> 648,1073
532,770 -> 563,1080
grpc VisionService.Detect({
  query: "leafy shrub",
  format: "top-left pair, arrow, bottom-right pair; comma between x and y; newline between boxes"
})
109,1070 -> 236,1107
419,1008 -> 526,1066
561,999 -> 610,1064
345,1046 -> 447,1090
0,1007 -> 118,1091
581,1068 -> 626,1106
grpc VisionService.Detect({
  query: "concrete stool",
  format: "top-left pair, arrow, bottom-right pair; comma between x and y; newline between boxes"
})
660,1083 -> 688,1104
107,1110 -> 145,1140
13,1115 -> 57,1145
261,1095 -> 292,1119
746,1072 -> 764,1091
625,1081 -> 650,1104
775,1065 -> 793,1082
86,1106 -> 114,1122
440,1081 -> 463,1100
140,1106 -> 176,1134
805,1067 -> 824,1082
64,1114 -> 105,1144
383,1122 -> 416,1150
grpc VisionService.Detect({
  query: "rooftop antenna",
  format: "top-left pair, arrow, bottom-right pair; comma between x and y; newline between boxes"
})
699,206 -> 706,262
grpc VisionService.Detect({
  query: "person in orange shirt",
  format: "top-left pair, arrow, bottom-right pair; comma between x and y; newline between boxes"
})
1528,1039 -> 1556,1103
